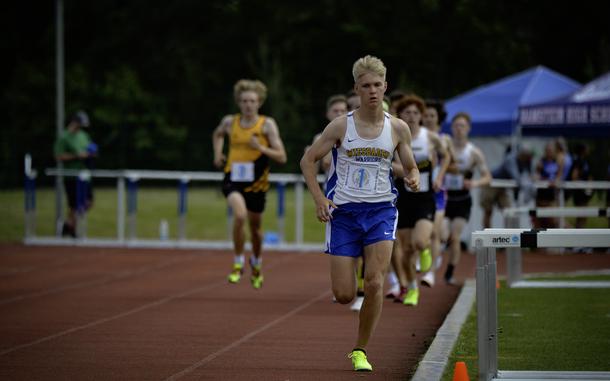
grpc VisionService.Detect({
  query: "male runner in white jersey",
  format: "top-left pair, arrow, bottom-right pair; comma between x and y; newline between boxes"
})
300,55 -> 419,372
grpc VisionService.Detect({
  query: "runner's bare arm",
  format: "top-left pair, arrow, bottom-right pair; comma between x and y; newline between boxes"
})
430,131 -> 450,191
392,118 -> 419,191
256,118 -> 287,164
470,147 -> 492,188
212,115 -> 233,169
300,117 -> 346,222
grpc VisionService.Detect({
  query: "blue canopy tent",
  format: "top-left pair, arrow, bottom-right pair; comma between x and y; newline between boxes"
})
519,72 -> 610,137
442,66 -> 581,136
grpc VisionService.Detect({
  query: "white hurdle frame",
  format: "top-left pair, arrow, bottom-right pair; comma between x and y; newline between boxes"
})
502,207 -> 610,287
489,178 -> 610,229
471,228 -> 610,381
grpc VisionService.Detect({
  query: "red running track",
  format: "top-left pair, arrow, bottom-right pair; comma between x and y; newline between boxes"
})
0,243 -> 608,380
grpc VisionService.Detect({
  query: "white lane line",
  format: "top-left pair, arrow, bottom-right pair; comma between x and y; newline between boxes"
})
0,254 -> 299,357
0,256 -> 199,306
0,279 -> 227,356
164,289 -> 332,381
0,257 -> 76,279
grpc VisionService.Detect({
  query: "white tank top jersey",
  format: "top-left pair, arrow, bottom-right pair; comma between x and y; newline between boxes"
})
406,127 -> 432,193
325,111 -> 397,205
444,142 -> 474,191
455,142 -> 474,172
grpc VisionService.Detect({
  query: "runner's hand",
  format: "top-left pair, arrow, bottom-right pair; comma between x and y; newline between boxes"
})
404,168 -> 420,192
213,154 -> 226,169
315,197 -> 337,223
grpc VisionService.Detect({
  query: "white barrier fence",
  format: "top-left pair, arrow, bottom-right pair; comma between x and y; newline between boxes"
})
446,178 -> 610,251
23,168 -> 326,251
502,207 -> 610,287
471,228 -> 610,381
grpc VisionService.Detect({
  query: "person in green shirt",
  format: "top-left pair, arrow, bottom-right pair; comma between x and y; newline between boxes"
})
54,110 -> 96,237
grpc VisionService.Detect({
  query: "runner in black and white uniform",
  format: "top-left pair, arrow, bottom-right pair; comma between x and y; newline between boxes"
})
444,112 -> 491,284
393,95 -> 448,306
422,100 -> 452,287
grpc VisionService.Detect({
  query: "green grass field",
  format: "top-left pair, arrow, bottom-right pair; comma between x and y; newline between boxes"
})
0,186 -> 326,243
4,187 -> 608,243
442,275 -> 610,380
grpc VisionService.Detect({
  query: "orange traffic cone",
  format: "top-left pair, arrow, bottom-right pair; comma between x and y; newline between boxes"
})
452,361 -> 470,381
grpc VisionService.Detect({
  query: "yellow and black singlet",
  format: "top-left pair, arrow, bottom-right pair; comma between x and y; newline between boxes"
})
224,114 -> 270,193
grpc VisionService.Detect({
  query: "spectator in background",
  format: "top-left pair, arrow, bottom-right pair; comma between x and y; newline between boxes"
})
479,145 -> 533,228
607,161 -> 610,229
569,142 -> 593,228
534,140 -> 565,228
54,110 -> 96,238
556,137 -> 572,181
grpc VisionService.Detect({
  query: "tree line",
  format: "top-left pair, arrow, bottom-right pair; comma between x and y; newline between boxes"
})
2,0 -> 609,187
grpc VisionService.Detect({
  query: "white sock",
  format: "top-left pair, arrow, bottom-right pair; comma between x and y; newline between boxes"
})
250,256 -> 262,267
234,254 -> 245,265
409,281 -> 418,290
387,271 -> 399,287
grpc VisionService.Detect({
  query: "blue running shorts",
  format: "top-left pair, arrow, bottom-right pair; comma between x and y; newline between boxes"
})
435,189 -> 447,212
325,202 -> 397,257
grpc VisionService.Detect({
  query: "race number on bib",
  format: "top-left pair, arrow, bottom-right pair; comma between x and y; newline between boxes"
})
345,163 -> 379,192
406,172 -> 429,192
230,162 -> 255,182
444,173 -> 464,190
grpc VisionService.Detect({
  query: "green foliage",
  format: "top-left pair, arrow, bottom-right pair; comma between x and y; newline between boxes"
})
2,1 -> 610,186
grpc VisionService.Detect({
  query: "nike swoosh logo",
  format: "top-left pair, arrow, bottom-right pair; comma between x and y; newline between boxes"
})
347,138 -> 357,142
384,232 -> 392,235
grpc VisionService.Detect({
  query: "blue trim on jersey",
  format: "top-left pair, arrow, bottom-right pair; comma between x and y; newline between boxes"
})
389,168 -> 398,205
325,147 -> 338,200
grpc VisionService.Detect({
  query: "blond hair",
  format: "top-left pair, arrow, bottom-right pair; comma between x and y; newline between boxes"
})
352,55 -> 386,82
233,79 -> 268,105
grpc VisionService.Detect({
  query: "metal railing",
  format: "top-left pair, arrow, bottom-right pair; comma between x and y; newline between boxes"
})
24,167 -> 326,251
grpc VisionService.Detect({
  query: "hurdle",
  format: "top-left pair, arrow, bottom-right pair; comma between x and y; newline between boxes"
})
471,228 -> 610,381
502,207 -> 610,287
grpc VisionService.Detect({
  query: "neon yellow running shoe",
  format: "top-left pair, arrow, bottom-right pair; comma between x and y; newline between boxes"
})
419,247 -> 432,273
402,288 -> 419,306
251,273 -> 264,289
250,262 -> 264,289
348,349 -> 372,371
227,263 -> 243,284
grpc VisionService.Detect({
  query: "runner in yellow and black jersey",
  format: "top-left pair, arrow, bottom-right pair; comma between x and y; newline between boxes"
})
212,79 -> 287,289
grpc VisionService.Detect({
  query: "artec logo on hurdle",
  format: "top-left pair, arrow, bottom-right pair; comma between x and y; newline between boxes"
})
491,235 -> 520,245
492,236 -> 510,244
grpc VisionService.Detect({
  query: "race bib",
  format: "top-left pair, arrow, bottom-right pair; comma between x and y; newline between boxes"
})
230,162 -> 254,182
406,172 -> 429,192
444,173 -> 464,190
345,163 -> 379,192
